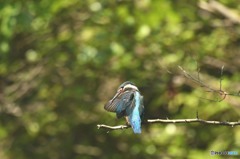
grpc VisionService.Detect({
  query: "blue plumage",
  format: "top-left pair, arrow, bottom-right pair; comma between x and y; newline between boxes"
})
104,81 -> 144,134
129,91 -> 142,133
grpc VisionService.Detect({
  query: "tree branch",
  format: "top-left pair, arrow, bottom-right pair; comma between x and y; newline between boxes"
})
97,124 -> 130,131
97,118 -> 240,131
199,0 -> 240,25
178,65 -> 239,102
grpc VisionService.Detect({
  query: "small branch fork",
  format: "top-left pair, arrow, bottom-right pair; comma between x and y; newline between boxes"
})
178,65 -> 239,102
97,118 -> 240,131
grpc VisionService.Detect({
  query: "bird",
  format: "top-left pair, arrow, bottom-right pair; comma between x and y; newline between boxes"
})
104,81 -> 144,134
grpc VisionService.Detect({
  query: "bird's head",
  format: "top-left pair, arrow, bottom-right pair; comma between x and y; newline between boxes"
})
117,81 -> 139,92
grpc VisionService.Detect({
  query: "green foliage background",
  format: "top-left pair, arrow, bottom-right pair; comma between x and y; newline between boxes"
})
0,0 -> 240,158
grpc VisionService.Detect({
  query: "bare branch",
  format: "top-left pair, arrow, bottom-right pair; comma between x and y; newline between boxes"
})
97,118 -> 240,131
178,66 -> 231,102
178,66 -> 217,93
97,124 -> 130,131
147,118 -> 240,127
199,0 -> 240,25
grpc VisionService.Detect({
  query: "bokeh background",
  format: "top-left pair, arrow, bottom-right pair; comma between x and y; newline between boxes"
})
0,0 -> 240,159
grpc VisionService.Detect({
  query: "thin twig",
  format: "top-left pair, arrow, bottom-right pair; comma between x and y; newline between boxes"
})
147,118 -> 240,127
178,66 -> 230,102
97,118 -> 240,131
97,124 -> 130,131
198,0 -> 240,24
178,66 -> 216,93
219,65 -> 224,91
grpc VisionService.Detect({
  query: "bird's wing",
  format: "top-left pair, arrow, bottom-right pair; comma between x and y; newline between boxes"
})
125,97 -> 135,116
104,91 -> 134,115
115,91 -> 134,118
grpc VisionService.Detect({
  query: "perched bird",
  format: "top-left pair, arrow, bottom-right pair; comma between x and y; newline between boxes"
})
104,81 -> 144,134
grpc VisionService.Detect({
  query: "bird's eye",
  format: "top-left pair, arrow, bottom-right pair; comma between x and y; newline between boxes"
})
118,87 -> 123,92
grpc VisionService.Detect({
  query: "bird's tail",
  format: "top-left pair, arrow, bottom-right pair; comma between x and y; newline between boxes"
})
130,91 -> 142,134
130,116 -> 141,134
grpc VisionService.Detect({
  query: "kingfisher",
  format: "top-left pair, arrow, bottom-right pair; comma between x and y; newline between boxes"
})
104,81 -> 144,134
